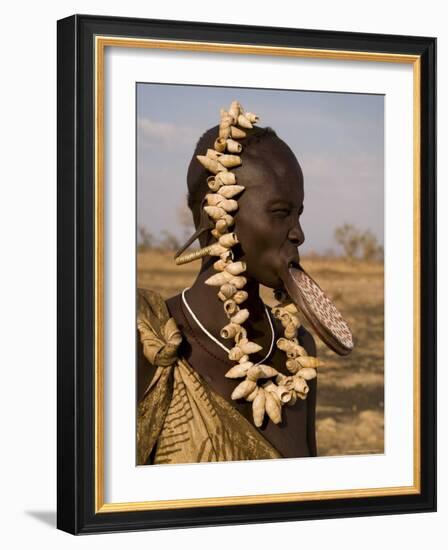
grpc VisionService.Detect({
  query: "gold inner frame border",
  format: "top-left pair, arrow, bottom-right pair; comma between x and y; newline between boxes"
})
94,35 -> 421,513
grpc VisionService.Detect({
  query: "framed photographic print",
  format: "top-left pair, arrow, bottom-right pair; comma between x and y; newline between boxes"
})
57,14 -> 436,534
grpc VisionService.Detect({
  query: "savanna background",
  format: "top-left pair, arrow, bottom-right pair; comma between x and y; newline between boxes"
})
137,84 -> 384,457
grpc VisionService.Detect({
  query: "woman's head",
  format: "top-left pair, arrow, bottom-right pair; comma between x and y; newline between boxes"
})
186,124 -> 305,289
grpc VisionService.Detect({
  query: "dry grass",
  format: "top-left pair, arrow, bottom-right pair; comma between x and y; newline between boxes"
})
137,249 -> 384,457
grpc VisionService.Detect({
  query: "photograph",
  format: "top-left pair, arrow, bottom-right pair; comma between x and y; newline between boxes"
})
136,86 -> 384,465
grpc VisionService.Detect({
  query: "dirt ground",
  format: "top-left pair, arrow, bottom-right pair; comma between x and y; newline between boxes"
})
137,249 -> 384,457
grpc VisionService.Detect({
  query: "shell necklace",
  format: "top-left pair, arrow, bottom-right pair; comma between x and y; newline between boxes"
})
181,287 -> 275,365
176,100 -> 322,427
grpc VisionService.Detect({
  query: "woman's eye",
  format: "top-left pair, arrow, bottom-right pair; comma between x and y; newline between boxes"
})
271,208 -> 291,217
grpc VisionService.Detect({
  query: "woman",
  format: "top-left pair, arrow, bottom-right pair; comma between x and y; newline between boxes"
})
137,102 -> 319,465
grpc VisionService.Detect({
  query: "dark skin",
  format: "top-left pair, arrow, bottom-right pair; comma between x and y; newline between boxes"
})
138,135 -> 317,457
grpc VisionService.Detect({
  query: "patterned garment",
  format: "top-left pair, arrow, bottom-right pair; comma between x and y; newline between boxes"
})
137,288 -> 281,465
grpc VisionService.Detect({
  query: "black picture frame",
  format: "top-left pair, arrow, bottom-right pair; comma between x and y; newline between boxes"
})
57,14 -> 436,534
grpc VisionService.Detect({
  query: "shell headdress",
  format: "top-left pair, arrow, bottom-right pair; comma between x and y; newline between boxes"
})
175,100 -> 324,427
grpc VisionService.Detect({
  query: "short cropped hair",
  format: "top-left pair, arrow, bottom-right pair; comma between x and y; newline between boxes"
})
186,124 -> 278,227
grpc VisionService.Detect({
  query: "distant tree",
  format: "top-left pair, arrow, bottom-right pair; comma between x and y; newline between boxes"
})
137,225 -> 154,252
360,229 -> 381,261
375,244 -> 384,262
334,224 -> 362,259
177,204 -> 195,241
160,230 -> 181,251
334,224 -> 383,261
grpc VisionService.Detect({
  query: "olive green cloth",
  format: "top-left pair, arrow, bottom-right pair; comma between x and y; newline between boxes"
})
137,288 -> 281,465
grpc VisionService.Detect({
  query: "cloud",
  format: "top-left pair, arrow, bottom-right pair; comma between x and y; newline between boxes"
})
137,117 -> 201,152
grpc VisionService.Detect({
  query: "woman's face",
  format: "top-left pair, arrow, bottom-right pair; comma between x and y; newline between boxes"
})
232,136 -> 305,289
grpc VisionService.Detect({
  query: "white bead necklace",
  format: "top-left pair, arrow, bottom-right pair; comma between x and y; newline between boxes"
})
182,287 -> 275,366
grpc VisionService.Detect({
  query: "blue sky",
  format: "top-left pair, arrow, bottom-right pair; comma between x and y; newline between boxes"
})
137,84 -> 384,254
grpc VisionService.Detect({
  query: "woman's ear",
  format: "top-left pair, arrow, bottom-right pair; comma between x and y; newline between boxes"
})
174,197 -> 213,259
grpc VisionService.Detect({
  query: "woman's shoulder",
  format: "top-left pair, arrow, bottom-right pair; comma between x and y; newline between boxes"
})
137,287 -> 173,330
137,287 -> 168,313
137,287 -> 183,367
164,292 -> 182,315
137,288 -> 184,353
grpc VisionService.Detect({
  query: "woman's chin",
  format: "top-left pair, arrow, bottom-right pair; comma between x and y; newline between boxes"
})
245,265 -> 285,290
256,274 -> 283,290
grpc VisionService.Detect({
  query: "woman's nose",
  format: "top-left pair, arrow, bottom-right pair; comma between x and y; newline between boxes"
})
288,221 -> 305,247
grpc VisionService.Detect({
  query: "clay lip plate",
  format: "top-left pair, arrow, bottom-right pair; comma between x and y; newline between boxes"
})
281,264 -> 354,356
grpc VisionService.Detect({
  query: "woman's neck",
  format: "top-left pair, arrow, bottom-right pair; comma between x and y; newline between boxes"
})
184,257 -> 267,341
